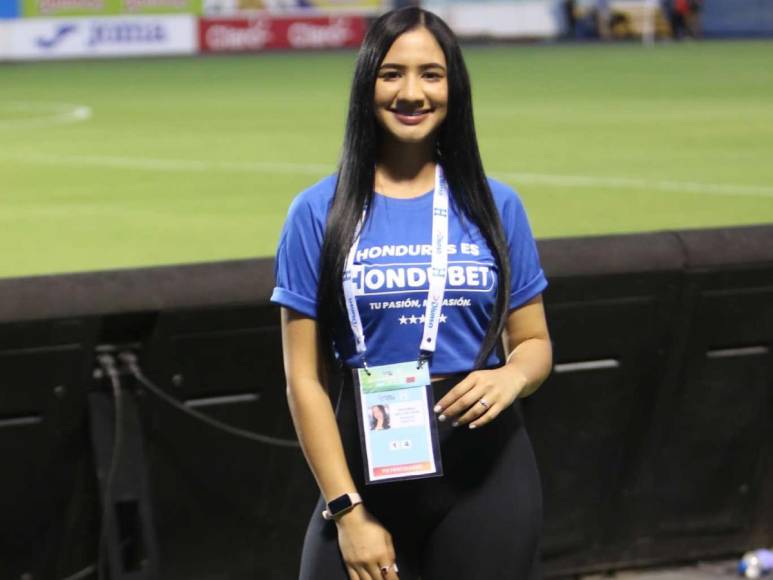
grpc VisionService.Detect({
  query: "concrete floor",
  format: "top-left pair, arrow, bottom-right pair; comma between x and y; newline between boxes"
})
579,559 -> 743,580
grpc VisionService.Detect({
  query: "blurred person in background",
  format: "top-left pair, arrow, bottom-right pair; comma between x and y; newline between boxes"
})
686,0 -> 703,38
564,0 -> 578,38
272,6 -> 552,580
668,0 -> 702,38
595,0 -> 612,39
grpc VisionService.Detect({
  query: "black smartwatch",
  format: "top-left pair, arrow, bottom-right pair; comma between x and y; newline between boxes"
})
322,492 -> 363,520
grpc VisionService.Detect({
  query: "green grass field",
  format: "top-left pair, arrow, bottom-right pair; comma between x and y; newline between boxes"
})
1,40 -> 772,279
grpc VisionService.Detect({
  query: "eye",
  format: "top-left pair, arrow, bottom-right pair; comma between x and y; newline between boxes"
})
423,71 -> 444,81
378,70 -> 401,81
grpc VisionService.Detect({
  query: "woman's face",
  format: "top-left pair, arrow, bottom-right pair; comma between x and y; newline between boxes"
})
374,26 -> 448,146
373,406 -> 384,420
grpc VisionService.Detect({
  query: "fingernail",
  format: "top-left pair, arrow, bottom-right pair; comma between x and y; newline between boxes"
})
438,414 -> 446,422
469,424 -> 477,429
433,404 -> 442,413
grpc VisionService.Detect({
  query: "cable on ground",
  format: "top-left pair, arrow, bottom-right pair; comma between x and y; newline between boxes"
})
95,353 -> 124,580
117,351 -> 300,449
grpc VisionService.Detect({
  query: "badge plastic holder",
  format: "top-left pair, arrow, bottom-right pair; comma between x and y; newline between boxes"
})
352,362 -> 443,485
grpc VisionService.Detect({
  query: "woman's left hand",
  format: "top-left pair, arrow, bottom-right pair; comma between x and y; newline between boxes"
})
433,365 -> 528,430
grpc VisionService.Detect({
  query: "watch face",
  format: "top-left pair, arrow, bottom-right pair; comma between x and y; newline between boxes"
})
329,495 -> 353,514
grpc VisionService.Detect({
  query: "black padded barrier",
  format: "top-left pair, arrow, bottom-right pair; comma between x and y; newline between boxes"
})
644,228 -> 773,560
524,232 -> 686,570
0,224 -> 770,580
527,225 -> 773,576
0,317 -> 101,580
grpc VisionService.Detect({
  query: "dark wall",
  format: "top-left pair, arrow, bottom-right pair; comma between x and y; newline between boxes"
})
0,224 -> 771,579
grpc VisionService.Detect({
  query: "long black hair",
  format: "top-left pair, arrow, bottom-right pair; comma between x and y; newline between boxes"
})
317,6 -> 511,369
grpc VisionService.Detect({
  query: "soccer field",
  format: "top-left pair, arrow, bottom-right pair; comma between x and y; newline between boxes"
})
1,40 -> 772,279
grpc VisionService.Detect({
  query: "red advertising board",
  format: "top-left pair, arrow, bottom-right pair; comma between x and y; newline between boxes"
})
199,15 -> 367,53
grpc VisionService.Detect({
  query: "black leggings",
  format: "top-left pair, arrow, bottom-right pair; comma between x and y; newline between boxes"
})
299,374 -> 544,580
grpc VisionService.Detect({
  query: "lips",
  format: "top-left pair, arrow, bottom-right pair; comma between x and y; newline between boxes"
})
390,108 -> 433,126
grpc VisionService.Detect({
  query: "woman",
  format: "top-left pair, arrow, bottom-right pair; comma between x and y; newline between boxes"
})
271,7 -> 552,580
370,405 -> 390,431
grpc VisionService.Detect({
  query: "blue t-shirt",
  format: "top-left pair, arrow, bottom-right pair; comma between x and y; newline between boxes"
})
270,174 -> 548,375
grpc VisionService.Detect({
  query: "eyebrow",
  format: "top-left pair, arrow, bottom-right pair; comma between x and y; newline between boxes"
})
379,62 -> 446,71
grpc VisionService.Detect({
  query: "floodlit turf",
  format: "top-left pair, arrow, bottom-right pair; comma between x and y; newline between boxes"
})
1,40 -> 772,278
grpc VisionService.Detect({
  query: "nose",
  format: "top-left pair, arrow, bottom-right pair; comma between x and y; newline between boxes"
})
397,72 -> 425,107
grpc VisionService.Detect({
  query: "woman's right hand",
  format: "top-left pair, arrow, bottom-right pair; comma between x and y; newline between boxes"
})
336,504 -> 400,580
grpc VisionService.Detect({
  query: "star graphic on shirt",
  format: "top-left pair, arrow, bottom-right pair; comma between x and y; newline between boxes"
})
409,315 -> 418,324
440,314 -> 448,323
419,315 -> 426,323
398,315 -> 408,325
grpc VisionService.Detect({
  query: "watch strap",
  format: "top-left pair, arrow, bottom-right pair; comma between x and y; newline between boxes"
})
322,492 -> 362,520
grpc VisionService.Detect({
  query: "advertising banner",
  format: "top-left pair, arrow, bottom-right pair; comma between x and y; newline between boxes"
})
199,14 -> 366,52
9,14 -> 197,59
0,22 -> 11,60
22,0 -> 203,17
202,0 -> 380,16
1,1 -> 20,18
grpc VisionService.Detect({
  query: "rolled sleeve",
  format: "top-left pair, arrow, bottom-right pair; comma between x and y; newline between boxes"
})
498,184 -> 548,310
270,187 -> 328,318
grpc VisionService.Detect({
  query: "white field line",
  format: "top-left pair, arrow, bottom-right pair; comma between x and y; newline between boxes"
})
3,152 -> 773,198
0,102 -> 92,128
0,152 -> 331,175
493,171 -> 773,198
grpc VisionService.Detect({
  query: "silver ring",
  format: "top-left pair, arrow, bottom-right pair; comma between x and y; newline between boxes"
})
478,398 -> 490,409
